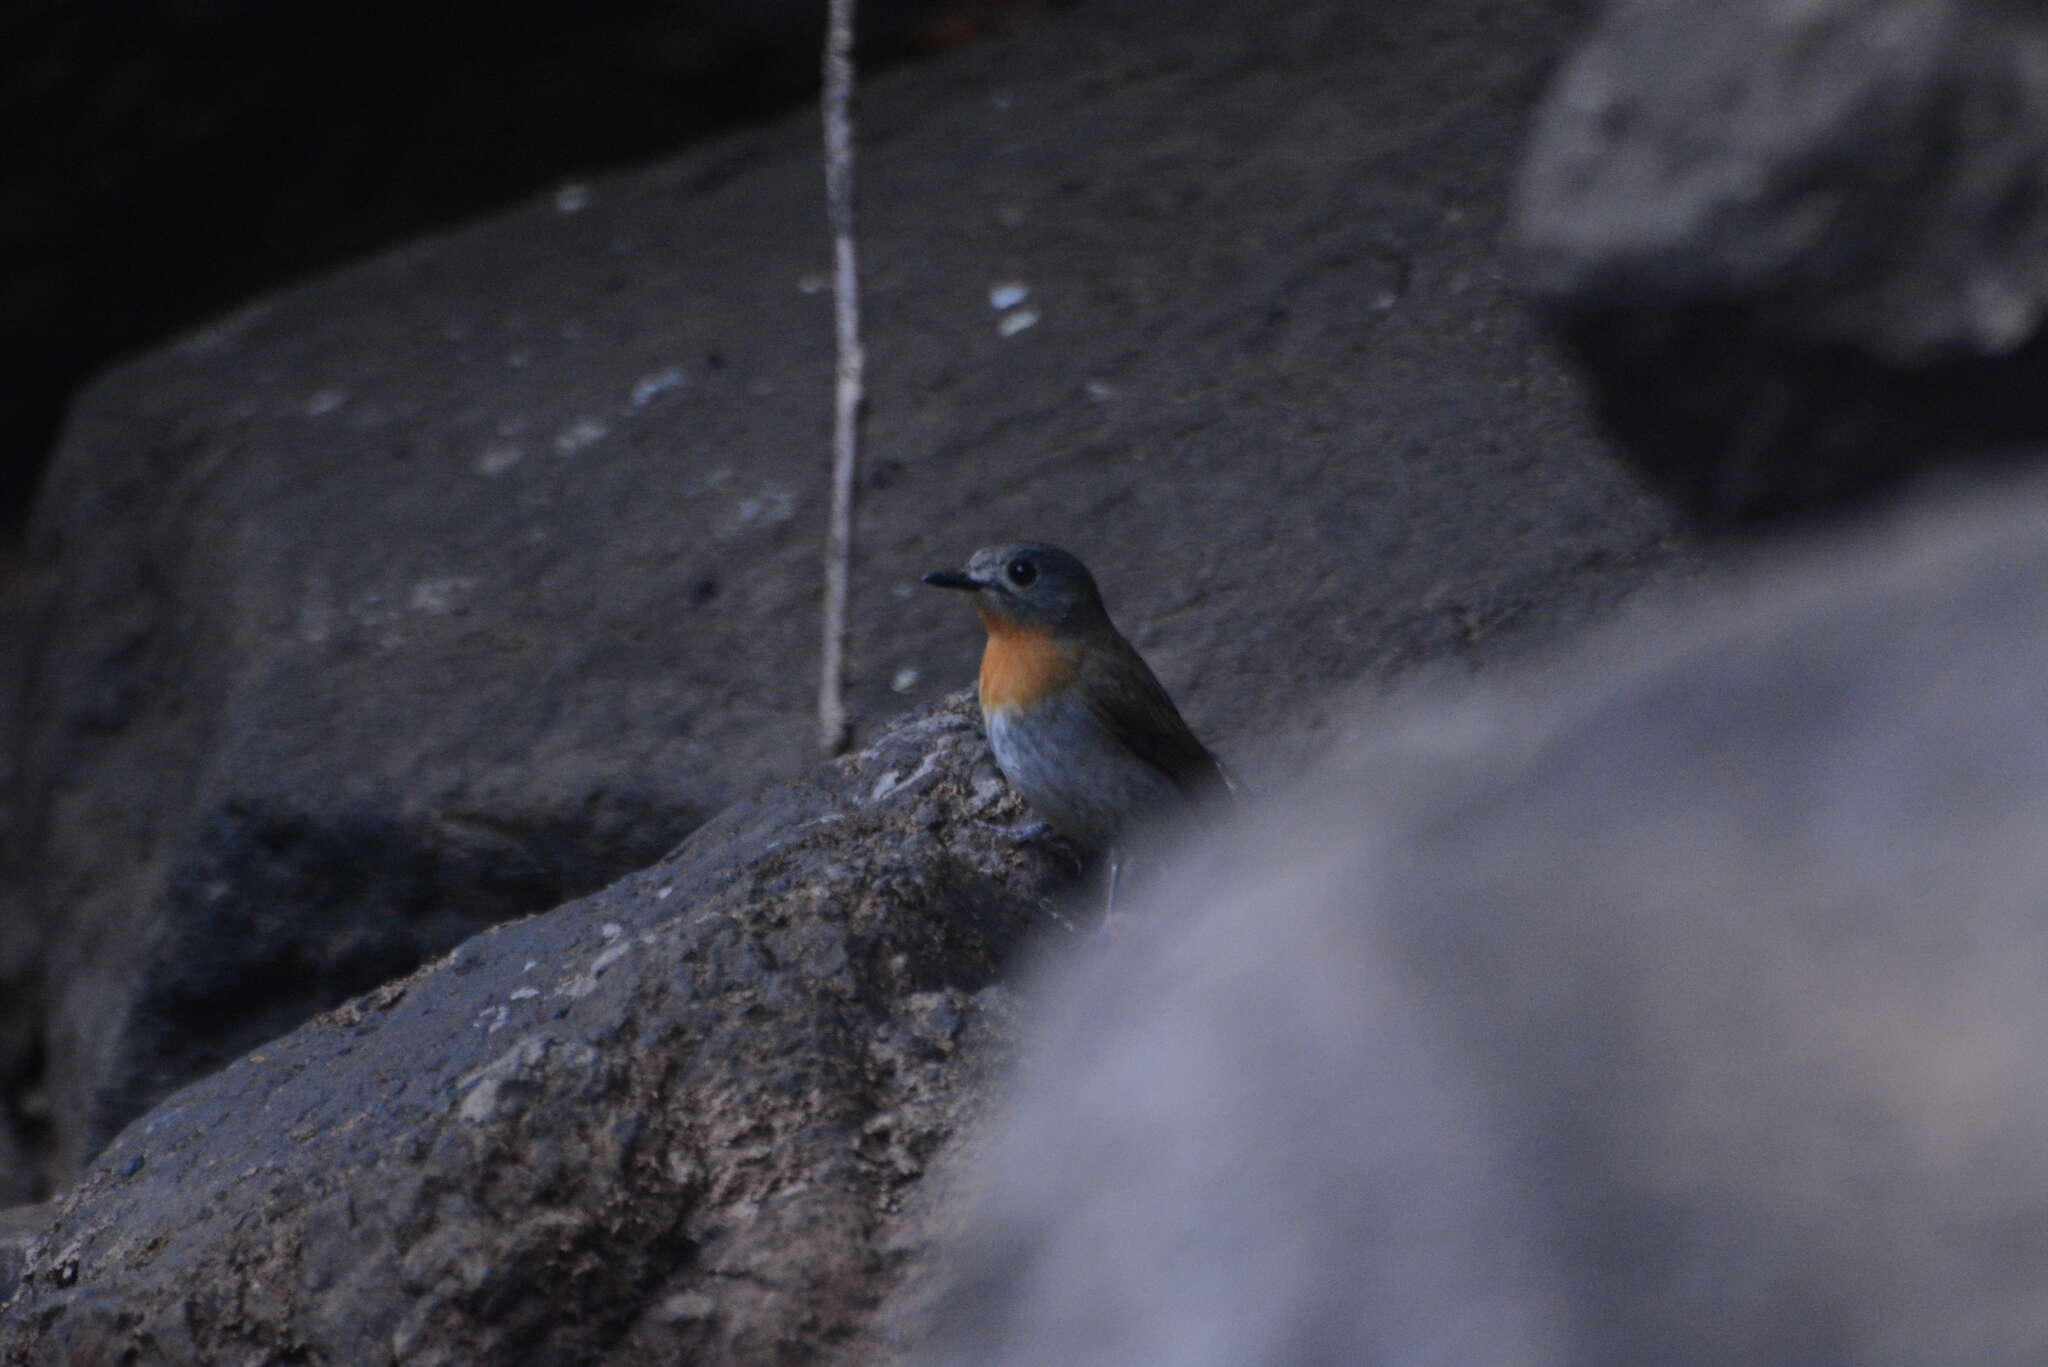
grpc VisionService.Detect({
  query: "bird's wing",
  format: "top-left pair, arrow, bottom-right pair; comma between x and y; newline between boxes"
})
1080,634 -> 1232,800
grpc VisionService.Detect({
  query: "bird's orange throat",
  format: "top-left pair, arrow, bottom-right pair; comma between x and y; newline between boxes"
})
976,610 -> 1080,713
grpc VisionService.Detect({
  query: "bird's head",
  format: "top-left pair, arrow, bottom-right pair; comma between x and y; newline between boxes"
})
922,541 -> 1111,634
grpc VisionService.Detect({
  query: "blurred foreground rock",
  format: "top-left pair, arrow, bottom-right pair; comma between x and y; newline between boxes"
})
1,697 -> 1074,1365
8,0 -> 1674,1191
929,470 -> 2048,1365
1520,0 -> 2048,526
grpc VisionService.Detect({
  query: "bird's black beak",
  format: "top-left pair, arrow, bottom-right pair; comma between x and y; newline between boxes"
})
921,568 -> 980,591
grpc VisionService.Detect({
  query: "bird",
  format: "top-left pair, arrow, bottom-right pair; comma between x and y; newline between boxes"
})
922,541 -> 1230,911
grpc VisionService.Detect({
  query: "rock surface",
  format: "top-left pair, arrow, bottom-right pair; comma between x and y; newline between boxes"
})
1,696 -> 1074,1365
0,1208 -> 44,1311
9,0 -> 1679,1188
1519,0 -> 2048,526
0,0 -> 1060,538
927,470 -> 2048,1366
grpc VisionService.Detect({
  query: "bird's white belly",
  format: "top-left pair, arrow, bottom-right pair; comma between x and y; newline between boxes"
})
985,700 -> 1180,852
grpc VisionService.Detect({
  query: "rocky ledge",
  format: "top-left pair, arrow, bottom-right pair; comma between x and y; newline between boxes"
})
2,697 -> 1073,1365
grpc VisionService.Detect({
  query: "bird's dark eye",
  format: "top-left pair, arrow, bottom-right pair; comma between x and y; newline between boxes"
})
1006,558 -> 1037,587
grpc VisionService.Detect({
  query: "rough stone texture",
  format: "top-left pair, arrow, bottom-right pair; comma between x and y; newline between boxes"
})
10,0 -> 1680,1186
0,1208 -> 46,1312
926,470 -> 2048,1366
0,696 -> 1075,1366
1518,0 -> 2048,526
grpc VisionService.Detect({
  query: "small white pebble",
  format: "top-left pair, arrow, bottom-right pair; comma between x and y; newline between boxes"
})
510,986 -> 540,1001
730,487 -> 796,527
798,273 -> 829,295
522,960 -> 538,973
1083,379 -> 1116,402
891,666 -> 920,693
655,886 -> 674,901
600,922 -> 623,940
306,390 -> 346,416
989,281 -> 1030,310
555,183 -> 591,213
998,306 -> 1040,338
631,367 -> 687,407
475,445 -> 523,476
554,417 -> 609,454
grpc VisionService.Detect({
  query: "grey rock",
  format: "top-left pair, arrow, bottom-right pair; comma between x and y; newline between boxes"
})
0,1207 -> 47,1307
13,0 -> 1678,1180
1518,0 -> 2048,525
0,696 -> 1075,1366
0,0 -> 1042,536
928,471 -> 2048,1365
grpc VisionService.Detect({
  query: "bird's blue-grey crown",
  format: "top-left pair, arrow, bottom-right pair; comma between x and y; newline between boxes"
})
921,541 -> 1112,631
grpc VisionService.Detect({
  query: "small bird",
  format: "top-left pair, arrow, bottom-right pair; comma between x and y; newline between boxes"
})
923,542 -> 1230,906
